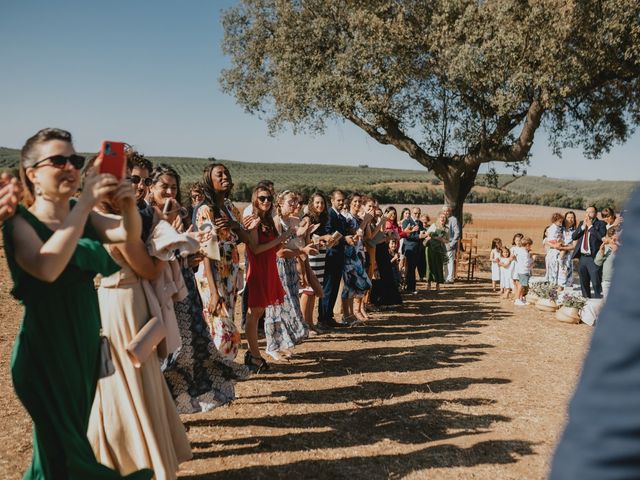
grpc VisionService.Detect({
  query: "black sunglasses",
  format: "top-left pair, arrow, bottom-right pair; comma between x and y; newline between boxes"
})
130,175 -> 153,187
33,154 -> 85,170
257,195 -> 273,203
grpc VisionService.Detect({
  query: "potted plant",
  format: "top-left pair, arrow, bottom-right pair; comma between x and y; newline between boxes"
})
556,293 -> 588,324
527,281 -> 543,303
529,282 -> 559,312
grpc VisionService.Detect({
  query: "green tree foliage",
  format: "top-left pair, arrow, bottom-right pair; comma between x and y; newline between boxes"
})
220,0 -> 640,222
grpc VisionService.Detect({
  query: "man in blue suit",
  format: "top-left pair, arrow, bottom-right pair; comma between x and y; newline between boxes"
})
401,211 -> 428,294
318,190 -> 353,329
572,206 -> 607,298
550,188 -> 638,479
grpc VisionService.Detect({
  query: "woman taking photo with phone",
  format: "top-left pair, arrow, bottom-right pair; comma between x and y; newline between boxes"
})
4,128 -> 152,479
86,161 -> 192,480
150,165 -> 249,414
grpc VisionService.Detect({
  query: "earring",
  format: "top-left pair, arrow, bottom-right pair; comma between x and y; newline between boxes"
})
35,185 -> 43,196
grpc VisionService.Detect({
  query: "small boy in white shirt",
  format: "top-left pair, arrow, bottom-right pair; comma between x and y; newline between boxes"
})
513,237 -> 534,305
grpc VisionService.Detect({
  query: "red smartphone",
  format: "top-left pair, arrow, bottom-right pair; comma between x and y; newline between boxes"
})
97,141 -> 126,180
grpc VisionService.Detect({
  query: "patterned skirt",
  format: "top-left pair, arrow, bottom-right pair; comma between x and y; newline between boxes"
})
163,266 -> 250,414
264,257 -> 309,354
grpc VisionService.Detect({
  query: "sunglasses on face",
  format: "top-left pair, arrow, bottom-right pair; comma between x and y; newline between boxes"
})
257,195 -> 273,203
33,154 -> 86,170
130,175 -> 153,187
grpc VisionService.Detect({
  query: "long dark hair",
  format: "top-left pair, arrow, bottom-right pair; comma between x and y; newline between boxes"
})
201,163 -> 232,213
307,192 -> 328,225
251,186 -> 276,234
384,206 -> 398,227
563,211 -> 577,230
200,162 -> 232,219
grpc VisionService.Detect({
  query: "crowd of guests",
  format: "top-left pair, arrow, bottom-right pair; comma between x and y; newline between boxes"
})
0,128 -> 467,480
490,208 -> 622,321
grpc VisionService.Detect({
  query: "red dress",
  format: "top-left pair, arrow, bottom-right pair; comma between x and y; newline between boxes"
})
246,227 -> 286,308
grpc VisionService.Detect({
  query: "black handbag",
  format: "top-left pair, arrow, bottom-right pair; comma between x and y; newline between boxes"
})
98,333 -> 115,378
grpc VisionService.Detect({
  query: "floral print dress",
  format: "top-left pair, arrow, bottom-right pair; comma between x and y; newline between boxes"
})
194,201 -> 242,359
264,256 -> 309,354
342,212 -> 371,299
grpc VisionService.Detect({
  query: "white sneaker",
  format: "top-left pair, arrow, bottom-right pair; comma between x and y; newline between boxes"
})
514,299 -> 527,306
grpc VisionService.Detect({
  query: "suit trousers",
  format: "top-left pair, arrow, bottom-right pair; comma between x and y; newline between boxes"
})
403,244 -> 419,292
445,248 -> 456,282
417,246 -> 427,280
319,254 -> 344,323
578,255 -> 603,298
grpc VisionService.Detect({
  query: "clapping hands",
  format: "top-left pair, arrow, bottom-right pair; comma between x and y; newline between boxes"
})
0,173 -> 22,222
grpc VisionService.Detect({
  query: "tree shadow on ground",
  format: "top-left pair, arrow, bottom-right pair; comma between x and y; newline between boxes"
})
181,439 -> 535,479
186,394 -> 511,458
184,281 -> 530,478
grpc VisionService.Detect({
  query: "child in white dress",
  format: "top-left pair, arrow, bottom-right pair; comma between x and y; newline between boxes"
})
490,238 -> 503,292
498,247 -> 514,298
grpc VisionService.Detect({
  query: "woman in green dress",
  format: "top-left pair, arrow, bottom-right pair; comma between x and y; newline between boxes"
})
424,210 -> 450,291
3,128 -> 152,480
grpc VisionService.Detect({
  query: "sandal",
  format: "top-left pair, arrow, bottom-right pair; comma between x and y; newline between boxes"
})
244,351 -> 270,373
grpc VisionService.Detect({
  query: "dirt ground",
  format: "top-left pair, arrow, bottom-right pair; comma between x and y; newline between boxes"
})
0,204 -> 593,479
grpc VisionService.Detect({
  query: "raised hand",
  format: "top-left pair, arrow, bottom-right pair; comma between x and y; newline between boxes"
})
0,173 -> 23,222
242,214 -> 261,230
110,179 -> 136,210
79,169 -> 119,208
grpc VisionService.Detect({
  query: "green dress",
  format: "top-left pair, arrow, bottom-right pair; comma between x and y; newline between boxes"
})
424,223 -> 449,284
3,204 -> 153,480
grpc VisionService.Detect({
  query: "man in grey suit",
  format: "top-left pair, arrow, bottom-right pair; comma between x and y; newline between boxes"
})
443,205 -> 460,283
550,188 -> 638,479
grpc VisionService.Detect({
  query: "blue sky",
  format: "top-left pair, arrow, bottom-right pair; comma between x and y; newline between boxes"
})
1,0 -> 638,181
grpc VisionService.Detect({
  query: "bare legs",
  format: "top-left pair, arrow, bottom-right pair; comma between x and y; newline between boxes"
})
246,306 -> 265,362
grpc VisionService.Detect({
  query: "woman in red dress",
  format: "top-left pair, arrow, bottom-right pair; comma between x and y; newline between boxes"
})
243,186 -> 292,372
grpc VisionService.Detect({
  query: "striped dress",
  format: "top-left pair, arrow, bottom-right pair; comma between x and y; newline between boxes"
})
308,246 -> 327,286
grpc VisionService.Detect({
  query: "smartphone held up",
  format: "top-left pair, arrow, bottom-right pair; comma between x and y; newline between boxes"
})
97,141 -> 127,180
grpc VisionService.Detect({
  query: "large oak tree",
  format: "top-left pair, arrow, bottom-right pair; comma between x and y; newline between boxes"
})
220,0 -> 639,220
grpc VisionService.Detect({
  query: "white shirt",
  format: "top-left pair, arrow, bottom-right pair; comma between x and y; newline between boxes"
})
513,246 -> 532,275
580,223 -> 592,255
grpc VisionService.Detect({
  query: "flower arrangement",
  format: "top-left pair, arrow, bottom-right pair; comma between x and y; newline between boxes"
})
529,281 -> 559,301
560,292 -> 588,310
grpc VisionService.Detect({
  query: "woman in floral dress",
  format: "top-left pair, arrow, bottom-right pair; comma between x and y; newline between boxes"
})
341,193 -> 372,322
558,211 -> 578,289
194,163 -> 243,360
151,164 -> 249,414
264,191 -> 313,361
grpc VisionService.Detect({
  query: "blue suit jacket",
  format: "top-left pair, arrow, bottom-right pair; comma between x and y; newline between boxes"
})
320,208 -> 347,259
571,218 -> 607,259
401,217 -> 424,250
550,188 -> 640,479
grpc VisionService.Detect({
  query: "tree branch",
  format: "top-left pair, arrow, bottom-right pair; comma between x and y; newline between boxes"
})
489,100 -> 545,163
345,113 -> 439,171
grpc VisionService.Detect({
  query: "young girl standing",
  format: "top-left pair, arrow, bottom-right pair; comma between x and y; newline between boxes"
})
490,238 -> 502,291
498,247 -> 514,299
510,233 -> 524,301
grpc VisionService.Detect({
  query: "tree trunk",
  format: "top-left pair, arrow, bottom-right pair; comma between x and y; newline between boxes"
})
441,161 -> 480,235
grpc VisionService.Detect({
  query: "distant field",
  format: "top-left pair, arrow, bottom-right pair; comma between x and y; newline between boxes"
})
1,146 -> 636,208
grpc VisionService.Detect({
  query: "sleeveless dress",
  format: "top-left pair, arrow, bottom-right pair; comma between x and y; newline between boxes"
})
89,246 -> 192,479
2,204 -> 153,480
341,212 -> 371,299
246,228 -> 285,308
